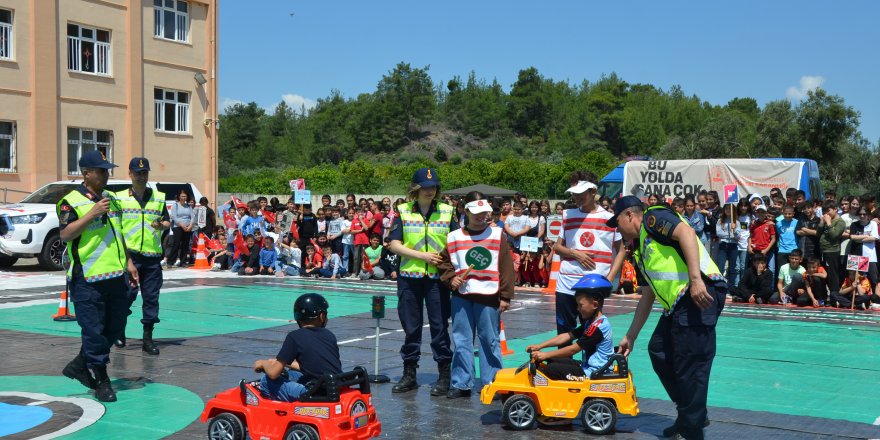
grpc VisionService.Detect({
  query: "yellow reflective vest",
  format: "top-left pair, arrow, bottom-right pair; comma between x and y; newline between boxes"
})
633,205 -> 724,311
57,190 -> 127,282
114,188 -> 166,257
398,201 -> 454,279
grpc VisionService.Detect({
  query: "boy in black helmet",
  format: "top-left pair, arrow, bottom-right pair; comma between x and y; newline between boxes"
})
253,293 -> 342,401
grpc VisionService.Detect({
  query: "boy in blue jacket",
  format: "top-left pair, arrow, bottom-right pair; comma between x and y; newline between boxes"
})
259,236 -> 278,275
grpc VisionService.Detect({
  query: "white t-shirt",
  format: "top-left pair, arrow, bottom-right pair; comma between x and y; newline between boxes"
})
840,213 -> 855,257
861,220 -> 879,263
736,215 -> 751,251
557,207 -> 620,295
340,219 -> 354,245
504,214 -> 531,249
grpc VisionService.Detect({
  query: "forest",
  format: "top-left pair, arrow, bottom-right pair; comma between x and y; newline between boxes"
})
219,62 -> 877,198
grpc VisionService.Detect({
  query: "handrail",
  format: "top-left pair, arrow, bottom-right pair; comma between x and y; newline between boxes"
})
1,187 -> 31,205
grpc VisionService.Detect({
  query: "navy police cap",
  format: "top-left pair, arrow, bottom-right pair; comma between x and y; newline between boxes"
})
129,157 -> 151,172
78,150 -> 117,170
412,167 -> 440,188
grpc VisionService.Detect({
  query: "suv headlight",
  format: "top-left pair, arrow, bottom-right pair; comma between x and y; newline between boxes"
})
9,213 -> 47,224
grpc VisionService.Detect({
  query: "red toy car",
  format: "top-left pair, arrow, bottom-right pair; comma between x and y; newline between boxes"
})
200,367 -> 381,440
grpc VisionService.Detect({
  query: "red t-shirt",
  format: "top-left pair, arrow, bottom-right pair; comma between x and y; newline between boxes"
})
352,215 -> 370,246
750,220 -> 776,251
368,210 -> 383,236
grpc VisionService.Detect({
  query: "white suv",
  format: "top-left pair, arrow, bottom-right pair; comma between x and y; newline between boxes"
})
0,180 -> 204,270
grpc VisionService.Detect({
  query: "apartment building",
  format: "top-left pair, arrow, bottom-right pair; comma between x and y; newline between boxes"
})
0,0 -> 218,203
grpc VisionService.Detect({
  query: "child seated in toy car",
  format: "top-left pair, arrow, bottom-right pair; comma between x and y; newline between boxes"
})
252,293 -> 343,401
525,274 -> 613,381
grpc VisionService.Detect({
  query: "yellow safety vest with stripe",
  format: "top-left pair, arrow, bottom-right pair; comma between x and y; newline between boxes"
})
398,201 -> 454,279
57,190 -> 127,283
114,188 -> 166,257
633,205 -> 724,312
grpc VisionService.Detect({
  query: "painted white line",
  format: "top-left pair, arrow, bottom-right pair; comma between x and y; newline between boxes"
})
395,329 -> 404,332
873,415 -> 880,425
338,338 -> 364,345
27,400 -> 49,406
229,315 -> 293,323
0,299 -> 57,309
0,391 -> 105,439
507,307 -> 525,312
365,332 -> 393,339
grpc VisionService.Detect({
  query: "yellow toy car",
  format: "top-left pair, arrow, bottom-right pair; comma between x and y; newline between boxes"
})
480,353 -> 639,435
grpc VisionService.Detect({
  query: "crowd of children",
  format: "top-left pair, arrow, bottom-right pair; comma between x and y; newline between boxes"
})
197,187 -> 880,312
661,188 -> 880,310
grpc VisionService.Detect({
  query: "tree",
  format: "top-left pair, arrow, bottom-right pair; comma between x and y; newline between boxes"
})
376,62 -> 436,140
756,100 -> 797,157
795,88 -> 860,166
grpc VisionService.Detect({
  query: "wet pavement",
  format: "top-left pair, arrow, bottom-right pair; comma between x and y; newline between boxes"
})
1,267 -> 878,439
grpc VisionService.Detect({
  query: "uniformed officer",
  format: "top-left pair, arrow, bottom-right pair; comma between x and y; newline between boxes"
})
385,167 -> 458,395
58,150 -> 139,403
609,196 -> 726,440
114,157 -> 170,355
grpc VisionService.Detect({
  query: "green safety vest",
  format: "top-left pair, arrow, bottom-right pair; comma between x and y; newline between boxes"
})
57,190 -> 127,283
114,188 -> 166,257
633,205 -> 724,311
398,201 -> 454,279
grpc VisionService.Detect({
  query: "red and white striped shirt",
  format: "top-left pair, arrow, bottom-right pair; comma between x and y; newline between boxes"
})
557,207 -> 620,295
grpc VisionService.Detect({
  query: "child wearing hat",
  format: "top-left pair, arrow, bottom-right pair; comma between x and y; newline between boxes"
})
525,273 -> 614,381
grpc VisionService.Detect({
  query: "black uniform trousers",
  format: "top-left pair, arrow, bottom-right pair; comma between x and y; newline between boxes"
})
647,280 -> 726,440
397,276 -> 452,365
125,253 -> 164,325
69,270 -> 129,368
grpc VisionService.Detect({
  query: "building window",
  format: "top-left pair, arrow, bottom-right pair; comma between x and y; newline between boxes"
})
67,128 -> 112,175
154,0 -> 189,43
0,9 -> 12,60
0,121 -> 14,173
154,88 -> 190,133
67,24 -> 110,75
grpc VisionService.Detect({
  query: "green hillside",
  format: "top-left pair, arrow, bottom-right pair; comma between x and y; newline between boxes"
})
219,63 -> 877,198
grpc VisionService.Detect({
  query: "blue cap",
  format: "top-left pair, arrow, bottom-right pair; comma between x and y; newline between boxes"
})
572,273 -> 613,298
412,167 -> 439,188
605,196 -> 644,228
78,150 -> 117,170
129,157 -> 150,172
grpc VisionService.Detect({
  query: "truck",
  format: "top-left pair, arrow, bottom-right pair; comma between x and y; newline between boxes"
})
597,158 -> 822,202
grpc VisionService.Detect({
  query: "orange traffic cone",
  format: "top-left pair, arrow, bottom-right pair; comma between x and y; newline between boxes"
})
52,290 -> 76,321
193,233 -> 211,269
499,320 -> 514,356
542,253 -> 560,295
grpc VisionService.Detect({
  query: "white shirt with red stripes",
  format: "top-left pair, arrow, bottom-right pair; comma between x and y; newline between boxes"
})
557,207 -> 620,295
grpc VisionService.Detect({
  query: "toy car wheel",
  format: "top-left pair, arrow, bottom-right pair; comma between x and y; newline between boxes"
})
284,424 -> 319,440
207,413 -> 245,440
580,399 -> 617,435
501,394 -> 538,430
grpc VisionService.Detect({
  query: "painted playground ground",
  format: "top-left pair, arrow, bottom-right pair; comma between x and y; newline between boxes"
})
0,270 -> 878,439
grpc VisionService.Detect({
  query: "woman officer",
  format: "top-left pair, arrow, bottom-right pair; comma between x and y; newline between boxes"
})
385,168 -> 458,396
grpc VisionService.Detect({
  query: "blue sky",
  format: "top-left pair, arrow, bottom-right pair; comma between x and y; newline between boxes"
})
219,0 -> 880,143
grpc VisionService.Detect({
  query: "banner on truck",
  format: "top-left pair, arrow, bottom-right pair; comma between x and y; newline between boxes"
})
624,159 -> 803,199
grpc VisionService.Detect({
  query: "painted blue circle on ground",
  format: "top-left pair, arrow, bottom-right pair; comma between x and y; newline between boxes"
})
0,402 -> 52,436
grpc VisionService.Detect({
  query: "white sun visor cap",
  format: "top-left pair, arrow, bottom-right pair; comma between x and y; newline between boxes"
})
465,200 -> 493,214
565,180 -> 598,194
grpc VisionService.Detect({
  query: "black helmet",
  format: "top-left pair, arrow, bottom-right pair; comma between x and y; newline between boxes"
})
293,293 -> 329,322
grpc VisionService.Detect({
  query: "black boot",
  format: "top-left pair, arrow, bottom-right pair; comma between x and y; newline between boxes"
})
92,366 -> 117,402
114,331 -> 126,348
142,325 -> 160,355
62,353 -> 95,390
430,362 -> 451,396
392,362 -> 418,393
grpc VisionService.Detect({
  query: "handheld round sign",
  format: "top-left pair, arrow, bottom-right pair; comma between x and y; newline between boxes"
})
465,246 -> 493,270
547,216 -> 563,240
